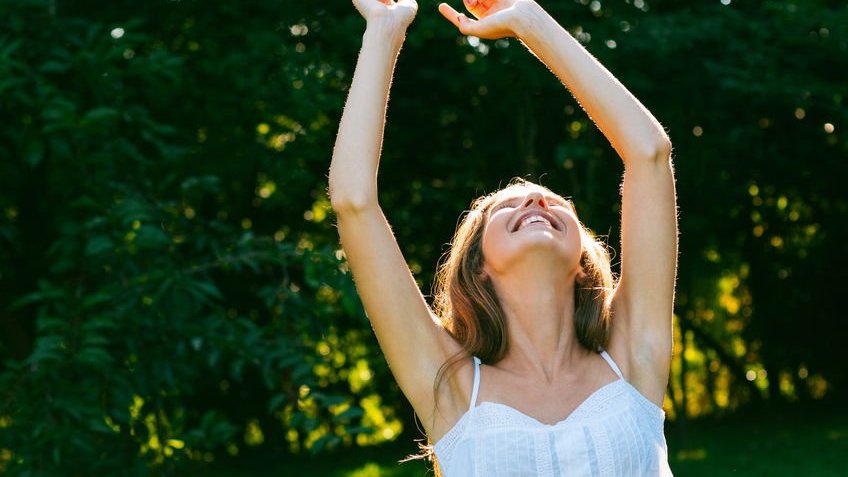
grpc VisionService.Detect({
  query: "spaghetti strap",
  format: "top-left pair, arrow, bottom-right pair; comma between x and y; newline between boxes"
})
600,349 -> 625,380
469,356 -> 481,411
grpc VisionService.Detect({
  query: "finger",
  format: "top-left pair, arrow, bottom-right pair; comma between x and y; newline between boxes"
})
456,16 -> 481,37
439,2 -> 477,33
438,3 -> 462,29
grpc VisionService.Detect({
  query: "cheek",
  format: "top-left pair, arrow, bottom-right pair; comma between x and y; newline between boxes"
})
480,220 -> 508,259
480,223 -> 495,255
564,216 -> 581,241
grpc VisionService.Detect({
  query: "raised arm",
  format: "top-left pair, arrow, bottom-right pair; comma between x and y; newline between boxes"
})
328,0 -> 470,437
438,0 -> 677,405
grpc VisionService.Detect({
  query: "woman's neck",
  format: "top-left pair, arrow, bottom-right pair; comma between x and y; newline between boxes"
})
488,262 -> 589,383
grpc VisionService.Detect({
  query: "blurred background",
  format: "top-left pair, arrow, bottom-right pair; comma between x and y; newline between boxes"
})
1,0 -> 846,475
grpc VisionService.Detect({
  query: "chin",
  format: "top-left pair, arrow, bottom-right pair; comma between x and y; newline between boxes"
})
483,229 -> 581,271
502,245 -> 575,268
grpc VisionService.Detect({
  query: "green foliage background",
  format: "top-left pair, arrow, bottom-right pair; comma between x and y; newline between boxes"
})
0,0 -> 845,475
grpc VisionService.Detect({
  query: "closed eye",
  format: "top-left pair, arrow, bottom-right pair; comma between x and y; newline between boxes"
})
492,197 -> 573,212
489,197 -> 577,214
562,200 -> 575,211
490,198 -> 520,212
552,199 -> 574,212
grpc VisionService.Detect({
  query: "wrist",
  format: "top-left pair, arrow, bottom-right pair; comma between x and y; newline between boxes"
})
513,1 -> 551,41
364,20 -> 409,48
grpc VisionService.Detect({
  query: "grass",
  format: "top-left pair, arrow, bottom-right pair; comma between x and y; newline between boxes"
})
199,404 -> 848,476
663,403 -> 848,476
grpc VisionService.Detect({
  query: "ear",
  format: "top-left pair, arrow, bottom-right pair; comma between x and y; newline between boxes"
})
575,264 -> 589,284
477,263 -> 491,281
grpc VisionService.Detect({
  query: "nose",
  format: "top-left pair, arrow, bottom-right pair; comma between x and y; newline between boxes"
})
521,191 -> 549,209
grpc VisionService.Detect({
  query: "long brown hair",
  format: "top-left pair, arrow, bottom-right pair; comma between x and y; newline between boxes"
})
405,177 -> 617,474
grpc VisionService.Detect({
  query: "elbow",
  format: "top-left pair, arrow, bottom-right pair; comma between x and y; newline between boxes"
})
645,135 -> 673,163
328,186 -> 378,213
328,163 -> 378,213
330,197 -> 377,215
654,137 -> 673,162
624,137 -> 672,166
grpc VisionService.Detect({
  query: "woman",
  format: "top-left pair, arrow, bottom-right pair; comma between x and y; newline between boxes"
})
329,0 -> 678,475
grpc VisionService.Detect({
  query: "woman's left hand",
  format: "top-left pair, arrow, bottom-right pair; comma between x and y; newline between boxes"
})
437,0 -> 537,40
354,0 -> 419,33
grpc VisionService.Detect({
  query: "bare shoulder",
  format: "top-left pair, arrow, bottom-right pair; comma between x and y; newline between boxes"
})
605,293 -> 673,409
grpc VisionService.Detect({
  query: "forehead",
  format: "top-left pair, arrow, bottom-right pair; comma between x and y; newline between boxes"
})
492,185 -> 567,204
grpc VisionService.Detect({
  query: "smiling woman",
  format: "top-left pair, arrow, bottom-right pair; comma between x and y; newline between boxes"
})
328,0 -> 677,475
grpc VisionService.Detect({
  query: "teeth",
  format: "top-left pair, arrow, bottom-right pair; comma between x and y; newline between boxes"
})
519,215 -> 551,230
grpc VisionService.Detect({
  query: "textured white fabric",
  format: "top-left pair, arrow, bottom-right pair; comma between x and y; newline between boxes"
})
433,349 -> 674,477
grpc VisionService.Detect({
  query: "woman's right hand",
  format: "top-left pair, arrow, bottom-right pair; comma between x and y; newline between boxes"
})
353,0 -> 418,32
438,0 -> 538,40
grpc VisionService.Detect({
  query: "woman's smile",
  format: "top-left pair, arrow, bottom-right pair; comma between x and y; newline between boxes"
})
510,209 -> 562,232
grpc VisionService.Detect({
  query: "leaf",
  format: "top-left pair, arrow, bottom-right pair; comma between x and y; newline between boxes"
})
312,392 -> 347,407
85,235 -> 114,256
0,38 -> 22,58
10,285 -> 66,310
113,198 -> 154,226
47,136 -> 72,160
134,224 -> 170,249
190,279 -> 223,301
36,317 -> 67,333
304,256 -> 324,289
309,434 -> 340,455
39,60 -> 71,74
180,175 -> 221,194
344,425 -> 373,435
82,315 -> 118,333
81,335 -> 110,347
81,106 -> 120,124
0,78 -> 25,95
229,359 -> 244,381
77,348 -> 115,366
41,97 -> 77,130
69,196 -> 100,210
336,406 -> 364,421
292,360 -> 313,382
82,292 -> 113,309
27,335 -> 65,365
267,393 -> 287,413
24,140 -> 44,167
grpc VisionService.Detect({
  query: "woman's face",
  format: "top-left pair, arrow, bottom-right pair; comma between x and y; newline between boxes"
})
479,186 -> 583,278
